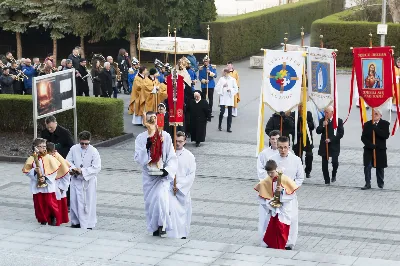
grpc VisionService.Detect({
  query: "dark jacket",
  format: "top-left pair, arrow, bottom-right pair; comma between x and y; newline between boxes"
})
67,54 -> 81,69
265,113 -> 295,138
91,68 -> 101,96
117,55 -> 130,81
99,69 -> 113,97
361,119 -> 390,168
9,68 -> 22,94
316,118 -> 344,157
291,110 -> 315,152
40,125 -> 74,158
0,74 -> 14,94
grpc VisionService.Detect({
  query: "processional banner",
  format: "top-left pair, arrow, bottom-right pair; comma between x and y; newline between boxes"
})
262,50 -> 305,112
352,47 -> 395,108
166,73 -> 184,126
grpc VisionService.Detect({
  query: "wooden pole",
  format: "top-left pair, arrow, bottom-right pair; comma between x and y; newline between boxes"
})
166,23 -> 170,63
369,32 -> 376,167
281,33 -> 288,137
206,25 -> 210,100
138,23 -> 141,63
301,26 -> 305,47
320,32 -> 324,49
319,34 -> 330,160
173,28 -> 177,196
299,27 -> 304,157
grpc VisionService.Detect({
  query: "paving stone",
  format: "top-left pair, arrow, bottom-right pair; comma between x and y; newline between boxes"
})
177,247 -> 223,258
353,257 -> 400,266
293,251 -> 358,265
183,240 -> 232,251
167,253 -> 217,264
157,259 -> 207,266
113,253 -> 163,265
211,258 -> 265,266
268,257 -> 319,266
121,248 -> 172,259
235,245 -> 297,259
220,252 -> 271,263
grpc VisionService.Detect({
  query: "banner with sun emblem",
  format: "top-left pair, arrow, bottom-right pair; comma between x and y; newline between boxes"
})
307,47 -> 336,111
263,50 -> 305,112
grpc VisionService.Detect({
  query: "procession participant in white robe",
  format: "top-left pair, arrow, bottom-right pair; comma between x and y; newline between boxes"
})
256,130 -> 280,246
268,136 -> 304,250
167,131 -> 196,239
66,131 -> 101,229
216,68 -> 239,133
22,138 -> 67,226
255,160 -> 299,249
46,142 -> 71,224
135,111 -> 178,236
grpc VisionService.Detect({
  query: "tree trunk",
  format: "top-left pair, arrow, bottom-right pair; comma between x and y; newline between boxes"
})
388,0 -> 400,23
53,38 -> 57,67
80,36 -> 85,58
129,32 -> 137,58
16,32 -> 22,59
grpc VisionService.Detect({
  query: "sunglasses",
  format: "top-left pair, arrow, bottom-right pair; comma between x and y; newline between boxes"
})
80,142 -> 90,146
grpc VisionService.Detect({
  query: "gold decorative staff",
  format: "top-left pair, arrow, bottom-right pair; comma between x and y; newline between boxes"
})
280,33 -> 288,136
138,23 -> 141,63
206,24 -> 210,100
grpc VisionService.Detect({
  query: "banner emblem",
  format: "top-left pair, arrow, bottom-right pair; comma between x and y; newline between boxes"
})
312,62 -> 330,94
269,64 -> 299,92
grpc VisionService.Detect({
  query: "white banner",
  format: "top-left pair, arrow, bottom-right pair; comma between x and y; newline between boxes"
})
139,37 -> 209,54
262,50 -> 305,112
307,47 -> 336,111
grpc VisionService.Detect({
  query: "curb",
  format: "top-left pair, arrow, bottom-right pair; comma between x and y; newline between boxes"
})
0,133 -> 134,163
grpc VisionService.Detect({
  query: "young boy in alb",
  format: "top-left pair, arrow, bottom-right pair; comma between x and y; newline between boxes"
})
22,138 -> 68,226
47,142 -> 71,224
254,160 -> 299,249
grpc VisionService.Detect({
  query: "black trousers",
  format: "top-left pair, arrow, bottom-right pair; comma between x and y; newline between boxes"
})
201,88 -> 214,113
219,105 -> 232,130
321,155 -> 339,183
364,162 -> 384,187
294,149 -> 313,174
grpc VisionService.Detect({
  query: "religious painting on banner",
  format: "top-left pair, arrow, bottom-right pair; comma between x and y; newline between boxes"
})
166,72 -> 184,126
352,47 -> 395,108
263,50 -> 305,112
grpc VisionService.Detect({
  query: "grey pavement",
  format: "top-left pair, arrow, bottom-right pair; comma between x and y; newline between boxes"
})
2,33 -> 400,265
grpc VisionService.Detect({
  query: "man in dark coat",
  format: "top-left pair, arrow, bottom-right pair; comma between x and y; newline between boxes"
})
75,58 -> 90,96
41,115 -> 75,207
117,48 -> 131,94
67,47 -> 81,69
0,67 -> 15,94
316,106 -> 344,185
99,62 -> 113,97
188,90 -> 210,147
291,104 -> 315,178
361,108 -> 390,190
265,111 -> 295,140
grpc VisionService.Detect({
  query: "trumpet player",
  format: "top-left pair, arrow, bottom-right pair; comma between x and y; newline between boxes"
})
268,136 -> 304,250
9,61 -> 23,94
22,138 -> 69,226
75,58 -> 90,96
0,67 -> 15,94
254,159 -> 299,250
22,58 -> 36,95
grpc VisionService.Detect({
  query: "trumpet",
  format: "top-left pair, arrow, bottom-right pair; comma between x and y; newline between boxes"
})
15,69 -> 28,81
33,148 -> 47,188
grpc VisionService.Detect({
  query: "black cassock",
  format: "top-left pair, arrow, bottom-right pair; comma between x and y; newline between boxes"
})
188,99 -> 210,143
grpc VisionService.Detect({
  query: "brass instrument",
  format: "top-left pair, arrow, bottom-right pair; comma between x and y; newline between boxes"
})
33,148 -> 48,188
15,69 -> 29,81
269,171 -> 283,208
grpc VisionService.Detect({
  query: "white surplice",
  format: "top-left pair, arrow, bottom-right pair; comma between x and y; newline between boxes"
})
167,147 -> 196,239
66,144 -> 101,229
267,152 -> 304,248
256,146 -> 279,245
215,76 -> 238,107
134,130 -> 178,233
55,174 -> 71,200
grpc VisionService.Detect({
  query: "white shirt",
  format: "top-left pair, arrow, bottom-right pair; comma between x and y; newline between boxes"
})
215,75 -> 238,106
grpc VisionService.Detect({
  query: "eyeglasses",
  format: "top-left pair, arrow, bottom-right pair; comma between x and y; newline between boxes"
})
80,142 -> 90,146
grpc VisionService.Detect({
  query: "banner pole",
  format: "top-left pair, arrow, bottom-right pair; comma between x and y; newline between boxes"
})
138,23 -> 141,64
166,23 -> 170,63
368,32 -> 377,167
319,33 -> 329,160
301,26 -> 304,47
299,27 -> 305,157
280,33 -> 288,136
206,25 -> 210,101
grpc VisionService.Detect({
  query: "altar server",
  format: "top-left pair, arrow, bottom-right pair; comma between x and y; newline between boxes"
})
268,136 -> 304,250
134,112 -> 178,236
66,131 -> 101,229
167,131 -> 196,239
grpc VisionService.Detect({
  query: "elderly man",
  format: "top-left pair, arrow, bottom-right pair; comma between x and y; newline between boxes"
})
22,58 -> 36,95
215,68 -> 238,132
316,106 -> 344,185
99,62 -> 113,97
188,90 -> 210,147
361,109 -> 390,190
107,56 -> 118,98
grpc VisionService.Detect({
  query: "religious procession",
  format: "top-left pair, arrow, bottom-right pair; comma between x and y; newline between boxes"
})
3,0 -> 400,264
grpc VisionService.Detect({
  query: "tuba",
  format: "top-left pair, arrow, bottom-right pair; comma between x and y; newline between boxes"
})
269,170 -> 283,208
33,148 -> 47,188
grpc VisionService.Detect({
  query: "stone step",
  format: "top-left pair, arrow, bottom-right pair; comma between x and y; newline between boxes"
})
0,219 -> 399,266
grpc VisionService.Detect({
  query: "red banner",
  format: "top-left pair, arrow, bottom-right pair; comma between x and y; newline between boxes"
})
352,47 -> 395,108
166,73 -> 184,126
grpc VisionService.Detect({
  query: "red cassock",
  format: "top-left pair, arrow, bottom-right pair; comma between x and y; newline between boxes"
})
166,73 -> 184,126
33,192 -> 61,226
57,197 -> 69,224
263,215 -> 290,250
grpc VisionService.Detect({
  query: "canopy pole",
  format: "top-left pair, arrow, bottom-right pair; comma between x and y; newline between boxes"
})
206,25 -> 210,100
138,23 -> 141,63
301,26 -> 304,47
173,27 -> 177,196
166,23 -> 170,63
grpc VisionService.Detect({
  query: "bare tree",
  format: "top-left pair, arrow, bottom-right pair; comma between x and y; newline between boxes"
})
388,0 -> 400,23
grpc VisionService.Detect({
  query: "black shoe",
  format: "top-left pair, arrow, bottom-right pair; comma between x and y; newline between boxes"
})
50,217 -> 57,226
325,181 -> 330,185
207,118 -> 211,122
71,224 -> 81,228
378,184 -> 384,189
227,129 -> 232,133
158,226 -> 166,236
218,127 -> 222,131
331,176 -> 336,183
153,230 -> 160,236
285,246 -> 292,250
211,114 -> 214,118
181,237 -> 187,239
306,173 -> 311,178
40,222 -> 47,225
195,143 -> 200,147
87,228 -> 92,230
361,184 -> 371,190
